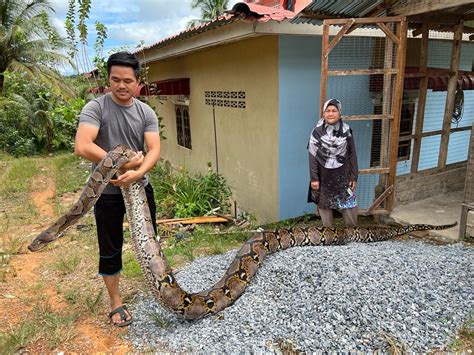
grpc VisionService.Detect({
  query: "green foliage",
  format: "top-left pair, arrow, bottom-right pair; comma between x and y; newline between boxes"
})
0,71 -> 85,155
122,249 -> 143,278
188,0 -> 230,28
0,0 -> 73,94
150,165 -> 232,218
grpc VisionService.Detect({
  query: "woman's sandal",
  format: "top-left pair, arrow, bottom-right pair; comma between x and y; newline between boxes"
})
109,305 -> 133,327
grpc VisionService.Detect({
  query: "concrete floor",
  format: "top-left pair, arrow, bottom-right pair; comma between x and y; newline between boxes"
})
389,190 -> 464,242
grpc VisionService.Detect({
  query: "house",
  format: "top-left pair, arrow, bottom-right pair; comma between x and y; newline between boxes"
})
136,0 -> 474,224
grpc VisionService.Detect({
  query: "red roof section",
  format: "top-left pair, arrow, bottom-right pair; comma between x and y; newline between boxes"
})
139,2 -> 295,52
369,67 -> 474,92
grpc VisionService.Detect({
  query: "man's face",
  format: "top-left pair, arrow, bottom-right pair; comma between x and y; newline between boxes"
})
323,105 -> 341,125
108,65 -> 138,105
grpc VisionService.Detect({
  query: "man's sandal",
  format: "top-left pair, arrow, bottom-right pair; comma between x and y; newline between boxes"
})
109,305 -> 133,327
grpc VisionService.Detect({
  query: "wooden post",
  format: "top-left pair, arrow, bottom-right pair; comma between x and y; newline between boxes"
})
320,21 -> 329,118
387,18 -> 407,211
381,25 -> 394,174
438,20 -> 463,169
411,23 -> 429,173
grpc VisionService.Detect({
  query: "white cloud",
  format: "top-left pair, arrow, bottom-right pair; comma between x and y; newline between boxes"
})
49,0 -> 241,72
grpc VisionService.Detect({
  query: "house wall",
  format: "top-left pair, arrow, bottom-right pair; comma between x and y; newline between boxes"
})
146,36 -> 280,222
278,35 -> 378,220
278,35 -> 322,219
396,40 -> 474,176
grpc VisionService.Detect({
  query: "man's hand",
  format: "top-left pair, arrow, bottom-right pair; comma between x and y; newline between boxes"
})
111,170 -> 143,187
310,180 -> 320,190
110,151 -> 144,187
120,151 -> 144,171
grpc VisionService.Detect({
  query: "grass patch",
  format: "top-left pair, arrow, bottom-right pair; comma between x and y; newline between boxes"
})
0,157 -> 39,197
163,225 -> 250,268
0,303 -> 78,353
51,154 -> 89,195
53,254 -> 81,275
122,249 -> 143,279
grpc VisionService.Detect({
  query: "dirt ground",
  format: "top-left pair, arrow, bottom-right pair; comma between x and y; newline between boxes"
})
0,175 -> 133,353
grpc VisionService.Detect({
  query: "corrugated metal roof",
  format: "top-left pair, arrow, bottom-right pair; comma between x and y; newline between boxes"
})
139,3 -> 295,52
292,0 -> 386,25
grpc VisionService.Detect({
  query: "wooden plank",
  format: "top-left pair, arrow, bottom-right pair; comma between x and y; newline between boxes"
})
320,21 -> 329,117
377,22 -> 400,45
342,114 -> 393,121
365,185 -> 394,215
359,168 -> 390,175
390,0 -> 474,17
411,23 -> 429,173
325,16 -> 405,25
438,20 -> 464,169
156,216 -> 229,225
400,126 -> 471,142
387,18 -> 407,211
328,68 -> 398,76
404,68 -> 455,78
380,27 -> 395,193
326,19 -> 355,58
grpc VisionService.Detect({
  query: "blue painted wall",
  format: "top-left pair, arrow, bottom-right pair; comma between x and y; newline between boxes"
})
278,35 -> 377,220
278,35 -> 322,219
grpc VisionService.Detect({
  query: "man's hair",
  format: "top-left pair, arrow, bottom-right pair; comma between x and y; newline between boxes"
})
107,51 -> 140,79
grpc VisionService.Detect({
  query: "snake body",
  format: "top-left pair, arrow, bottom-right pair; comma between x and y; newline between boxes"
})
28,145 -> 457,320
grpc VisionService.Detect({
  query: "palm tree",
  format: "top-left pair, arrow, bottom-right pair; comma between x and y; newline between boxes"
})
187,0 -> 230,28
0,0 -> 72,94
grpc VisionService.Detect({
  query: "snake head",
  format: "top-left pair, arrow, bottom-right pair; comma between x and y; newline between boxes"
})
27,230 -> 60,252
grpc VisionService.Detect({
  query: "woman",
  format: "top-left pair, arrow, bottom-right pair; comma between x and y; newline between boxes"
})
307,98 -> 358,227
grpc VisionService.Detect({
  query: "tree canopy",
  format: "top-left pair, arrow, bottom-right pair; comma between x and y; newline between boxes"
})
0,0 -> 72,94
188,0 -> 230,28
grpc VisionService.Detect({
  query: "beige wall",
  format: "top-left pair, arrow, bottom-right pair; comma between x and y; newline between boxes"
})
147,36 -> 280,222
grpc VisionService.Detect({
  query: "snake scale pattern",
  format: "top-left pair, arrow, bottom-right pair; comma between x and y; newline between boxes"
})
28,145 -> 457,320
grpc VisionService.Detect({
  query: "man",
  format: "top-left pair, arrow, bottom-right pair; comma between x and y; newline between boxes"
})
75,51 -> 160,326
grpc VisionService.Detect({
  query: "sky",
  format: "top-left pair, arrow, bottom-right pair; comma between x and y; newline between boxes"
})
49,0 -> 241,72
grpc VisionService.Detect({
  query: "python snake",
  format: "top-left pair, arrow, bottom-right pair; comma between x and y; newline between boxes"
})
28,145 -> 457,320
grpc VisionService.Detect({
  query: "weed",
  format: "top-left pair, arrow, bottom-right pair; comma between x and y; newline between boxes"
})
0,322 -> 37,354
0,303 -> 78,353
85,288 -> 104,315
1,235 -> 28,256
53,254 -> 81,275
147,312 -> 171,329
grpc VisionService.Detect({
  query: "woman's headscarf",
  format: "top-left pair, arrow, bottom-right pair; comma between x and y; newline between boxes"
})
308,99 -> 352,169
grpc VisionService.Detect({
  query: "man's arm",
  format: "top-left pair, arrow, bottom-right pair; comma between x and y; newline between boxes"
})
74,123 -> 106,163
111,131 -> 161,187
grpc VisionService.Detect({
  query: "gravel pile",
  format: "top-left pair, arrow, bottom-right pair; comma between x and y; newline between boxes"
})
127,240 -> 473,353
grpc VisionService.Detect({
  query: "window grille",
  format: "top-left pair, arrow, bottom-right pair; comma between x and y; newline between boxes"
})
176,105 -> 192,149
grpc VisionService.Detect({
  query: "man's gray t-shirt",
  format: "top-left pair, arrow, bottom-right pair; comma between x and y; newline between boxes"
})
79,93 -> 159,194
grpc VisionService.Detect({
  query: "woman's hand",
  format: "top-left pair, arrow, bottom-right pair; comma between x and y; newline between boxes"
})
349,181 -> 357,191
310,181 -> 320,190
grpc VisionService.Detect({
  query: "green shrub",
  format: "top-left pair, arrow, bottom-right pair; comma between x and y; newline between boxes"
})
150,165 -> 232,218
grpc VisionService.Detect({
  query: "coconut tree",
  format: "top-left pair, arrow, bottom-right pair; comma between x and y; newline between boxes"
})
0,0 -> 72,94
187,0 -> 230,28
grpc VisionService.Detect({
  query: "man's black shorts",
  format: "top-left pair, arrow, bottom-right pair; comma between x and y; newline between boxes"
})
94,183 -> 157,276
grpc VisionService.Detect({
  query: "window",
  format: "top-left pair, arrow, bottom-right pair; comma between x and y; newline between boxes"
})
175,105 -> 191,149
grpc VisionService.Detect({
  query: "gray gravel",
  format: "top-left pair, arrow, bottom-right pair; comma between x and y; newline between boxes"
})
127,240 -> 473,353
